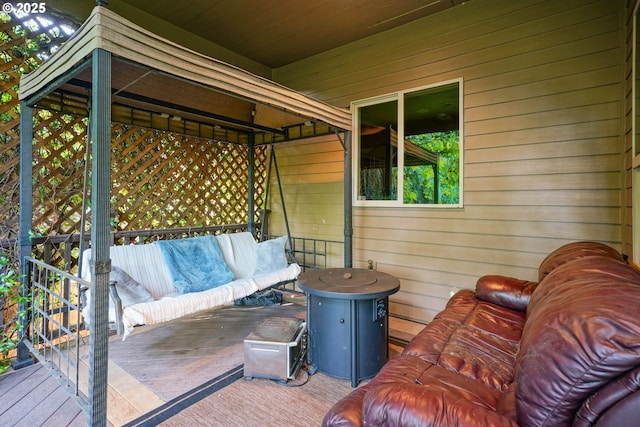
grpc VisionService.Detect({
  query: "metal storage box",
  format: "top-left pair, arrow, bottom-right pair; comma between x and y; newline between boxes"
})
244,317 -> 307,382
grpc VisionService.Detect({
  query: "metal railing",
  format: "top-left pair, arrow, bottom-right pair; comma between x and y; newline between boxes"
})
288,236 -> 343,271
1,225 -> 344,276
0,224 -> 250,275
22,257 -> 90,412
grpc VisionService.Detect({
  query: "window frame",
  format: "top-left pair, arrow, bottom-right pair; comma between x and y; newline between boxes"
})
352,78 -> 464,208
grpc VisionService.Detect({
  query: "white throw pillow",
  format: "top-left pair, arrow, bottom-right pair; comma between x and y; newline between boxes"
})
253,236 -> 289,275
110,266 -> 154,307
82,266 -> 154,326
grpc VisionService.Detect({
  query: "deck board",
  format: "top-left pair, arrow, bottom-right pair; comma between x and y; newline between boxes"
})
0,363 -> 87,426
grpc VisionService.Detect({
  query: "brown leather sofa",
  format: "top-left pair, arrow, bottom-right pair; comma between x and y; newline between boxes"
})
323,242 -> 640,426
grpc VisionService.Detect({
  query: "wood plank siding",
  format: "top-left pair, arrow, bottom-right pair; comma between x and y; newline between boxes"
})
624,0 -> 637,260
270,0 -> 626,323
266,135 -> 346,269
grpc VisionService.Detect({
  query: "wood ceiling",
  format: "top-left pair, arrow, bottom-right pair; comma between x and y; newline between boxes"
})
53,0 -> 468,69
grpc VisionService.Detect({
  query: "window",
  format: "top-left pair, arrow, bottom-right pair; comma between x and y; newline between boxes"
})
353,79 -> 463,207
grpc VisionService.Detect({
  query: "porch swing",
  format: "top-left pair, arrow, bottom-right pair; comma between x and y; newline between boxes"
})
16,5 -> 351,423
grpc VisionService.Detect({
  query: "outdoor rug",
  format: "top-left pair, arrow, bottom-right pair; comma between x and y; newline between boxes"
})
122,341 -> 405,426
105,296 -> 405,426
122,364 -> 246,426
123,365 -> 359,427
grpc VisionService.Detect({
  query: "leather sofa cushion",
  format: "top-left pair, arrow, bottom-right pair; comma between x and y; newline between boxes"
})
516,255 -> 640,427
362,364 -> 514,426
403,289 -> 525,391
322,355 -> 433,427
323,241 -> 638,427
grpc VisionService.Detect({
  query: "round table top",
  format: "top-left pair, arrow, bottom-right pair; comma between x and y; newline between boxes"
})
298,268 -> 400,299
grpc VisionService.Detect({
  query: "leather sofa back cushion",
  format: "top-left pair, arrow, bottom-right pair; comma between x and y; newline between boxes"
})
537,241 -> 623,282
516,256 -> 640,427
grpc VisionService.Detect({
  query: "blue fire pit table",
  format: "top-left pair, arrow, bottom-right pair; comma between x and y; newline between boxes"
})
297,268 -> 400,387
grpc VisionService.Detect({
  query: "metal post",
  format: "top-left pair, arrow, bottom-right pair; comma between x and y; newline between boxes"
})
259,146 -> 274,240
78,99 -> 92,279
248,132 -> 255,235
343,131 -> 352,267
272,147 -> 292,246
88,48 -> 111,427
12,101 -> 35,370
433,161 -> 439,204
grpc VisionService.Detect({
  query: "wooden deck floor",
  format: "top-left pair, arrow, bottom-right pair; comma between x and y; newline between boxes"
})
0,296 -> 422,427
0,363 -> 88,426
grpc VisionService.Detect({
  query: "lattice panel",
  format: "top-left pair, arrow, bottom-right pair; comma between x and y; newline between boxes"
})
0,11 -> 80,353
32,111 -> 89,236
27,120 -> 269,236
0,12 -> 75,242
0,10 -> 273,279
111,125 -> 267,231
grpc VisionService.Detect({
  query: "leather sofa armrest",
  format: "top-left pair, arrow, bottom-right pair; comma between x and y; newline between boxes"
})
574,367 -> 640,427
322,387 -> 368,426
475,275 -> 537,312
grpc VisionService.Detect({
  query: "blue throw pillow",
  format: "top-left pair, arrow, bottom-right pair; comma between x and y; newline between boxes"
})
253,236 -> 289,275
155,235 -> 235,294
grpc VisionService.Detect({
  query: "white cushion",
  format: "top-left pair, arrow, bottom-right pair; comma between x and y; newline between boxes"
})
109,244 -> 175,299
222,232 -> 258,279
121,264 -> 301,338
81,232 -> 301,339
110,266 -> 154,306
121,277 -> 259,337
81,244 -> 175,300
82,265 -> 154,326
253,236 -> 289,275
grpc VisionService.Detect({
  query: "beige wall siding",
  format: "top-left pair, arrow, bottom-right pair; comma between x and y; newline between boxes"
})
272,0 -> 625,323
624,0 -> 636,261
267,135 -> 345,269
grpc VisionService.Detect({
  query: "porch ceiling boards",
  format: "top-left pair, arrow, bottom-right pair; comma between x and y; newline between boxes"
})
119,0 -> 467,68
51,0 -> 469,69
19,6 -> 352,140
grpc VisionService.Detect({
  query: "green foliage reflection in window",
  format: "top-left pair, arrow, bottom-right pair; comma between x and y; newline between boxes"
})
404,131 -> 459,204
355,79 -> 462,206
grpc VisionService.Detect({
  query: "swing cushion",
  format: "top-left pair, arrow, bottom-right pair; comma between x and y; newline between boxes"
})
80,232 -> 301,339
253,236 -> 289,275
